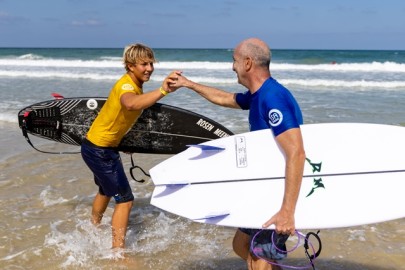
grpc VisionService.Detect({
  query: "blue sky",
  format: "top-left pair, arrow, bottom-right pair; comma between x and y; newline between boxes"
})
1,0 -> 404,50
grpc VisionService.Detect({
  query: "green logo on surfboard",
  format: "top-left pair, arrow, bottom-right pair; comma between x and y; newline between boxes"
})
306,158 -> 325,197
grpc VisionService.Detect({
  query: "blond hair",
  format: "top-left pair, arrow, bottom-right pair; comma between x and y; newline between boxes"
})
123,43 -> 156,71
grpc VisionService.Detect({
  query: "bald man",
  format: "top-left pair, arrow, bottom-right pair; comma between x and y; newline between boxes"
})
174,38 -> 305,269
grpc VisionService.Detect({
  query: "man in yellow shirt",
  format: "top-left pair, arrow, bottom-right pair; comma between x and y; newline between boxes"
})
81,43 -> 180,249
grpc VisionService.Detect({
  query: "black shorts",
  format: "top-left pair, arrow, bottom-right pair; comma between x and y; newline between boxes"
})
81,140 -> 134,203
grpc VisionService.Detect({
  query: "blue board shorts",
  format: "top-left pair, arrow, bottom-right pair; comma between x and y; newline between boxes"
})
240,228 -> 289,261
81,139 -> 134,203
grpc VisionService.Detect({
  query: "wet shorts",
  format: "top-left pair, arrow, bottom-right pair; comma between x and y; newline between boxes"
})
81,139 -> 134,203
239,228 -> 289,261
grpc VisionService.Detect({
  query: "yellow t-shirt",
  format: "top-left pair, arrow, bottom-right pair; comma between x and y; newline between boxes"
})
87,74 -> 143,147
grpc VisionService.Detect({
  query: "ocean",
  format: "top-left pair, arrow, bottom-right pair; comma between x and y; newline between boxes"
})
0,47 -> 404,270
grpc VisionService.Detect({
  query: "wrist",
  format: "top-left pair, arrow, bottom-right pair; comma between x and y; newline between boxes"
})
159,87 -> 169,96
188,81 -> 198,90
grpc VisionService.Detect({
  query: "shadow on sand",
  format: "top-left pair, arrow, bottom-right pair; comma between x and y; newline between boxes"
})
177,257 -> 395,270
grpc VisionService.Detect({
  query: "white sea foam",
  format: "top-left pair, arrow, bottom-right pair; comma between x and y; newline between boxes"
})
1,70 -> 403,89
0,112 -> 18,123
1,58 -> 405,72
157,61 -> 232,70
0,250 -> 27,260
280,79 -> 405,89
43,207 -> 230,269
171,75 -> 405,89
0,70 -> 120,80
40,186 -> 70,207
17,53 -> 44,60
0,58 -> 121,68
274,61 -> 405,73
44,219 -> 112,267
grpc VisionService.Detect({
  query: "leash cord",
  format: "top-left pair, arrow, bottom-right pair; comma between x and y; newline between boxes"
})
250,229 -> 322,269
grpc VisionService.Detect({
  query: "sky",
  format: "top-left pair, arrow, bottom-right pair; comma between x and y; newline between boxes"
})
1,0 -> 405,50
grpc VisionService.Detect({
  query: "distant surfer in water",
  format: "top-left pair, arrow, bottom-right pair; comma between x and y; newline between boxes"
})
81,44 -> 180,249
173,38 -> 305,270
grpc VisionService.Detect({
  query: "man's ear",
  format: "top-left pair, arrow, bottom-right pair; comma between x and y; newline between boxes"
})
244,57 -> 252,71
127,63 -> 135,71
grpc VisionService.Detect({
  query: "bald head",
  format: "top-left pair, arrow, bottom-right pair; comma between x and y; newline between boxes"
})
236,38 -> 271,68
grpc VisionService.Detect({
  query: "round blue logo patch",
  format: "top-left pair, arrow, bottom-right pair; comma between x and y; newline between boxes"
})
268,109 -> 283,127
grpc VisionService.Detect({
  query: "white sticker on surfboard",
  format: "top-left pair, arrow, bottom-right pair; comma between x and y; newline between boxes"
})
235,136 -> 247,168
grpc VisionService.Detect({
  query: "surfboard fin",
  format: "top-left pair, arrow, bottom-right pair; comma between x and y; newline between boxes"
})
152,183 -> 189,198
165,183 -> 189,188
187,144 -> 225,151
193,212 -> 230,220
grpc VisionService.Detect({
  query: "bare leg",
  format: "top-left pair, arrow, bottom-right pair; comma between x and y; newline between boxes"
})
247,252 -> 282,270
111,200 -> 133,248
233,229 -> 250,260
91,192 -> 111,225
233,229 -> 282,270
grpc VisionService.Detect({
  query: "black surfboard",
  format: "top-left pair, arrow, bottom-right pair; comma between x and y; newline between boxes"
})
18,97 -> 234,154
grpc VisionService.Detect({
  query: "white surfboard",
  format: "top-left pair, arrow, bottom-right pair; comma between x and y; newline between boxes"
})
150,123 -> 405,229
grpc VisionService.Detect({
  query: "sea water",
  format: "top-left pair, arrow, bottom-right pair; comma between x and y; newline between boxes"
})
0,48 -> 404,269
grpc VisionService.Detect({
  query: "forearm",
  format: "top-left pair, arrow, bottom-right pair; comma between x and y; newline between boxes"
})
275,128 -> 306,216
121,87 -> 167,111
184,80 -> 239,108
261,141 -> 306,231
281,153 -> 305,214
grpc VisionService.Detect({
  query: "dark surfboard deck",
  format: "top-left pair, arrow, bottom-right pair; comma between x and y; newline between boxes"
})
18,97 -> 234,154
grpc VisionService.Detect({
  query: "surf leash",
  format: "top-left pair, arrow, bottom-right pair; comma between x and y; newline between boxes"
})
250,229 -> 322,269
129,154 -> 150,183
304,231 -> 322,269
